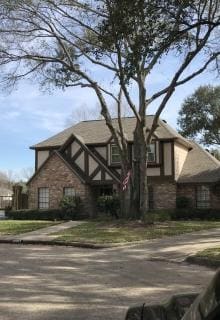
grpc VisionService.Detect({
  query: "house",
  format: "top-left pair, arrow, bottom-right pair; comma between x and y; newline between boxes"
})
27,116 -> 220,213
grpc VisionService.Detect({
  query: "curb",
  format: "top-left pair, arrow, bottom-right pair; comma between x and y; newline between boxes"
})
0,239 -> 111,250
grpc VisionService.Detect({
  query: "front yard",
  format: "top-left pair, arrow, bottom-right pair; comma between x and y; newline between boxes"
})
0,220 -> 61,235
54,220 -> 220,244
187,247 -> 220,268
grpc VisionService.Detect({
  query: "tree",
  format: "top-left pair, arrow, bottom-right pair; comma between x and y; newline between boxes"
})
210,148 -> 220,161
0,170 -> 17,190
20,167 -> 34,182
0,1 -> 220,218
178,85 -> 220,146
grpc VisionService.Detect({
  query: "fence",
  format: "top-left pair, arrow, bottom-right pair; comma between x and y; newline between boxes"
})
0,196 -> 13,210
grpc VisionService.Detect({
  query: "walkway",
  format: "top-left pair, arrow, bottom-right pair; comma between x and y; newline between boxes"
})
2,220 -> 84,242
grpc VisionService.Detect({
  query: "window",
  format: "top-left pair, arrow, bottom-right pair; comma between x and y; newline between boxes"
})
64,187 -> 76,197
111,144 -> 120,164
38,188 -> 49,209
147,143 -> 156,162
196,185 -> 210,208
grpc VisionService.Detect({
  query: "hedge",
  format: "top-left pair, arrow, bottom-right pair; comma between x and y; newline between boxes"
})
171,208 -> 220,220
144,208 -> 220,222
5,208 -> 86,220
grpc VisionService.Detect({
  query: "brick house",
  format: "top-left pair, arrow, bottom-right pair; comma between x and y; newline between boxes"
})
27,116 -> 220,213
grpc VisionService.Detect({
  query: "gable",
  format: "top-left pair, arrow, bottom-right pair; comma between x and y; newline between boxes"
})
59,134 -> 121,185
27,151 -> 85,186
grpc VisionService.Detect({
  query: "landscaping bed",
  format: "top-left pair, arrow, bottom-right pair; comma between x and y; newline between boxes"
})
53,220 -> 220,244
0,220 -> 61,235
187,247 -> 220,268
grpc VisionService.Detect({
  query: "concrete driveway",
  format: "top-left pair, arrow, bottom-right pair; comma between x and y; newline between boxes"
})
0,229 -> 218,320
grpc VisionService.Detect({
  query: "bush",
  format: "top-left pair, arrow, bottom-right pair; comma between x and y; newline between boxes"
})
5,207 -> 84,221
59,195 -> 82,219
144,210 -> 172,224
171,208 -> 220,221
176,196 -> 192,209
97,195 -> 120,218
5,209 -> 64,220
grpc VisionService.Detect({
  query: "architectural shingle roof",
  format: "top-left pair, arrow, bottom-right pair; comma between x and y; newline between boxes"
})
178,141 -> 220,184
31,116 -> 191,149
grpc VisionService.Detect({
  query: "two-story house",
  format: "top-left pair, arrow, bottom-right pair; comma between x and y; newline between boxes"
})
27,116 -> 220,213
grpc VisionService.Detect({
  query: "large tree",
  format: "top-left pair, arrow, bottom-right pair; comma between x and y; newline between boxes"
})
0,0 -> 220,218
178,85 -> 220,146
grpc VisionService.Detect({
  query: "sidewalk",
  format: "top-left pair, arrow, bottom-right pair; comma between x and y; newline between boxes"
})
0,221 -> 220,261
0,220 -> 85,242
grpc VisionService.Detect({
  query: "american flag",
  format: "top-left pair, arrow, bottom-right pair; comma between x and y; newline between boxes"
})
122,170 -> 131,191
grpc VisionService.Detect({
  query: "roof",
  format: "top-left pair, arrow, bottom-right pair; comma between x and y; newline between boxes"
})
31,116 -> 192,149
178,141 -> 220,184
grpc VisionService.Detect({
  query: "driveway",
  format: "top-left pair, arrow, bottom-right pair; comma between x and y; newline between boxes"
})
0,229 -> 218,320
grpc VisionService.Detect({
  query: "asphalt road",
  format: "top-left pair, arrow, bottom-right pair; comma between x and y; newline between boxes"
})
0,239 -> 215,320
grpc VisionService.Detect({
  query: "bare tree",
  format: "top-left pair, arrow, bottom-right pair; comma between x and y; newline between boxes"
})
20,167 -> 34,182
66,103 -> 102,126
0,170 -> 17,190
0,1 -> 220,217
66,100 -> 131,126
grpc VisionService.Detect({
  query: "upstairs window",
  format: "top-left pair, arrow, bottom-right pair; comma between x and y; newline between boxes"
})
38,187 -> 49,209
147,143 -> 156,162
64,187 -> 76,197
111,144 -> 120,164
196,185 -> 210,208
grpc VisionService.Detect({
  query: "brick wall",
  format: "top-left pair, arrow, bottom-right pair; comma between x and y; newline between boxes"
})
153,183 -> 177,209
28,153 -> 94,215
177,184 -> 196,207
177,184 -> 220,209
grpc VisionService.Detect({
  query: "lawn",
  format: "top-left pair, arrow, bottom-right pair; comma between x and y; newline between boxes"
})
0,220 -> 61,235
187,247 -> 220,268
54,220 -> 220,244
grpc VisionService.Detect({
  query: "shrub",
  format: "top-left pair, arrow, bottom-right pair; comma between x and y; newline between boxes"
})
176,196 -> 192,209
5,206 -> 85,221
59,195 -> 82,219
5,209 -> 64,220
97,195 -> 120,218
171,208 -> 220,221
144,210 -> 172,224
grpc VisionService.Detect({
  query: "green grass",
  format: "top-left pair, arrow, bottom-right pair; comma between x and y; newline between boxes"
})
0,220 -> 61,235
195,247 -> 220,261
54,220 -> 220,244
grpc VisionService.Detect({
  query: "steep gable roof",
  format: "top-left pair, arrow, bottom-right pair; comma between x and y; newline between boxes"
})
31,116 -> 192,149
178,141 -> 220,184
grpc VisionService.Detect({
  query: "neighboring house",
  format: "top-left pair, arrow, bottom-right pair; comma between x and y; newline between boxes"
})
27,116 -> 220,213
0,187 -> 13,209
0,187 -> 13,198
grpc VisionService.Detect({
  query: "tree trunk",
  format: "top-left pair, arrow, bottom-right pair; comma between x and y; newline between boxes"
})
130,122 -> 148,219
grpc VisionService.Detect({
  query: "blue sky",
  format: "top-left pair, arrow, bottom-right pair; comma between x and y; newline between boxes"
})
0,57 -> 219,178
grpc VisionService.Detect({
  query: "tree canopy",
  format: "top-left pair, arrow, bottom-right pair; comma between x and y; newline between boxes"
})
178,85 -> 220,146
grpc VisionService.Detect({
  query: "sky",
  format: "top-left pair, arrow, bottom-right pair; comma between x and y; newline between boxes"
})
0,56 -> 219,178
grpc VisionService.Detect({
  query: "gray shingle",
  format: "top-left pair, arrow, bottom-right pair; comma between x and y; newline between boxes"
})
178,141 -> 220,183
31,116 -> 191,149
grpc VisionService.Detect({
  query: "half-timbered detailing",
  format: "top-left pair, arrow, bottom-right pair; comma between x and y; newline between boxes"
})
28,116 -> 220,212
59,134 -> 120,186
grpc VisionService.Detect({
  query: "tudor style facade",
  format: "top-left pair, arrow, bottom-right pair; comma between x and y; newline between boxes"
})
27,116 -> 220,214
